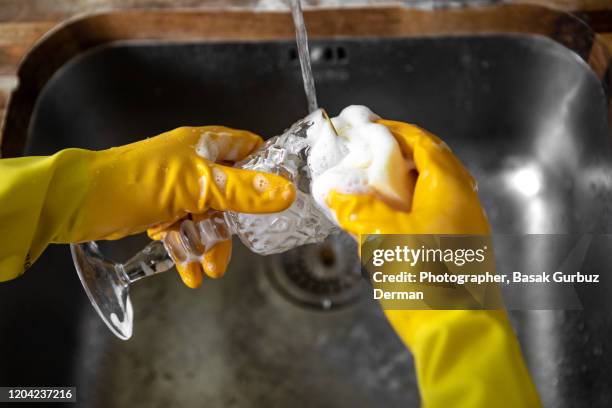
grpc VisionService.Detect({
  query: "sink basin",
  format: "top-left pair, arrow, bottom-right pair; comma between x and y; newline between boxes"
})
0,34 -> 610,407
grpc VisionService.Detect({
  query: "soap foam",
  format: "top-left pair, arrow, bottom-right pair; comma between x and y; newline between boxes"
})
212,166 -> 228,191
196,130 -> 241,162
306,105 -> 414,220
253,173 -> 269,193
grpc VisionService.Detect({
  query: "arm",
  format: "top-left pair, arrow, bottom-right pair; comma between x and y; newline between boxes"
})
0,150 -> 91,280
386,310 -> 540,407
326,119 -> 542,407
0,126 -> 294,284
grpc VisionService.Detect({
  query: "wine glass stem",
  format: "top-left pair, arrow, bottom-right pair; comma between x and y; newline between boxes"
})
117,240 -> 175,284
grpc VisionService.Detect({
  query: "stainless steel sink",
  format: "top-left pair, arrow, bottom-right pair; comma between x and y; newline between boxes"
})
0,35 -> 610,407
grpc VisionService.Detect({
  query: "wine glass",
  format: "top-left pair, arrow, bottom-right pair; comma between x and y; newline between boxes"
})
71,109 -> 339,340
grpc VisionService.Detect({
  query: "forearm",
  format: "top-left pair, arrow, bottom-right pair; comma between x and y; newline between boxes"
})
0,149 -> 91,281
385,310 -> 542,408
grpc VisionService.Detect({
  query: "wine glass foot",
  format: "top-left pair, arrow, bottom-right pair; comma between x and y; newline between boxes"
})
71,242 -> 133,340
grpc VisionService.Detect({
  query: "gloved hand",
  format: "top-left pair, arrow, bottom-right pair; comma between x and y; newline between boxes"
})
327,119 -> 487,236
146,212 -> 233,288
325,119 -> 542,407
0,126 -> 295,284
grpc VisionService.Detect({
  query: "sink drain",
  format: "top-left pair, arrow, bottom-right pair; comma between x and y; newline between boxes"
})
266,233 -> 365,310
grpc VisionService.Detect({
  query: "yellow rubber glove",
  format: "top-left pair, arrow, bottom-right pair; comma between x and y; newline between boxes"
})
0,126 -> 295,284
146,212 -> 234,288
326,119 -> 542,407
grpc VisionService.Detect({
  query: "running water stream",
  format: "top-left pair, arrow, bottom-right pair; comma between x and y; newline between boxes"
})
290,0 -> 318,113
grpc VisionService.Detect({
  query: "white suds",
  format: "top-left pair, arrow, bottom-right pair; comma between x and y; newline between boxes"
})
306,105 -> 415,219
253,173 -> 269,193
196,131 -> 237,162
212,166 -> 228,191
